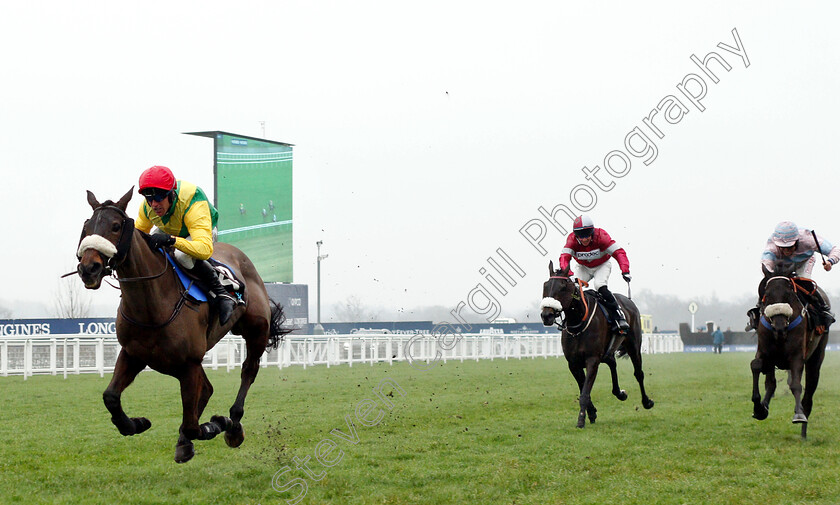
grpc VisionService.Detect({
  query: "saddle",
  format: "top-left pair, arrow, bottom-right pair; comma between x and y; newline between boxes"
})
165,254 -> 245,303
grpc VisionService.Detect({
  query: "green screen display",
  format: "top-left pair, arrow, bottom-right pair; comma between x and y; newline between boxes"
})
212,133 -> 293,283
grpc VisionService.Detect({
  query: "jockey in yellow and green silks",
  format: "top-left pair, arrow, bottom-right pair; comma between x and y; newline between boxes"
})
135,165 -> 241,325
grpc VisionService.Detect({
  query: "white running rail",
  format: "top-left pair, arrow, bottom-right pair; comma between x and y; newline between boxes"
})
0,333 -> 684,379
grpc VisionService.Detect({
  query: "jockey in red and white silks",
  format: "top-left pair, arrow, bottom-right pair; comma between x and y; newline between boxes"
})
559,215 -> 631,332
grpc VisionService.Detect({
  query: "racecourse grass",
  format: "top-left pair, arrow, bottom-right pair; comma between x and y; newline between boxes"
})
2,352 -> 840,504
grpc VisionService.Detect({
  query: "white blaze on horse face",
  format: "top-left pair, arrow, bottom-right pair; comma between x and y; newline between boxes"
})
540,297 -> 563,312
78,234 -> 118,259
764,303 -> 793,319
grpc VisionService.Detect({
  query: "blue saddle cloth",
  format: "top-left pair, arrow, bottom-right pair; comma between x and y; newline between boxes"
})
164,253 -> 244,303
166,253 -> 208,302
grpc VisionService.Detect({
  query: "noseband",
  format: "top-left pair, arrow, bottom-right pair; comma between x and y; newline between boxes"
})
77,205 -> 135,274
760,276 -> 805,332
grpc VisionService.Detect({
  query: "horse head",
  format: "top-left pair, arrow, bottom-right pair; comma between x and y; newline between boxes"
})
77,188 -> 135,289
760,264 -> 803,337
540,260 -> 575,327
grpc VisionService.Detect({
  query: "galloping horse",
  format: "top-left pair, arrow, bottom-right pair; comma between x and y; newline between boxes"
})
751,264 -> 829,439
540,261 -> 654,428
76,188 -> 289,462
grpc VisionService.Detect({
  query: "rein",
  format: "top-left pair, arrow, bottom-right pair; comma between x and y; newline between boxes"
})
118,283 -> 192,329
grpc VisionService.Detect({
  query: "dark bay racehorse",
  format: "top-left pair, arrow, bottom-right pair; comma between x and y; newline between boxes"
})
540,261 -> 654,428
751,265 -> 829,439
76,188 -> 289,462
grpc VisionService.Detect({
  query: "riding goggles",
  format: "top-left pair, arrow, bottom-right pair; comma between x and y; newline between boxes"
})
141,189 -> 171,203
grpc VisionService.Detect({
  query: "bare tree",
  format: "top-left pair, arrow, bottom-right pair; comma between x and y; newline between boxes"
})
333,295 -> 380,322
53,278 -> 92,318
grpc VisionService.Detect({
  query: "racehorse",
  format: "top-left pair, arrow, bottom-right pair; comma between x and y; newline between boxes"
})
76,188 -> 289,462
540,261 -> 654,428
751,264 -> 829,439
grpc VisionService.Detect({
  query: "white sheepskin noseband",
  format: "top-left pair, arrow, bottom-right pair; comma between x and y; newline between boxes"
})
764,303 -> 793,319
77,234 -> 117,258
540,297 -> 563,312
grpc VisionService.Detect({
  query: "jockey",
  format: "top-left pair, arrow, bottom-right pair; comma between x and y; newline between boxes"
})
135,165 -> 243,325
746,221 -> 839,331
559,215 -> 632,333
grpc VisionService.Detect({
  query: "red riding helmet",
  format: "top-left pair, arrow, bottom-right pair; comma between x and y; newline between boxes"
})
138,165 -> 176,192
573,215 -> 595,239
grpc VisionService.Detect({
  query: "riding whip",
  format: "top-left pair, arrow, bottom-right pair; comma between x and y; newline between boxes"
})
811,230 -> 828,267
626,279 -> 632,300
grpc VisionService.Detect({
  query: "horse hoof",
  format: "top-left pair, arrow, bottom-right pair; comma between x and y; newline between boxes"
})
617,390 -> 628,401
133,417 -> 152,434
792,413 -> 808,424
753,404 -> 769,421
643,399 -> 654,410
210,415 -> 233,432
224,422 -> 245,448
175,442 -> 195,463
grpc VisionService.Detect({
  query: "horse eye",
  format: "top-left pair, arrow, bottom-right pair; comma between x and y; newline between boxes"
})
111,222 -> 121,233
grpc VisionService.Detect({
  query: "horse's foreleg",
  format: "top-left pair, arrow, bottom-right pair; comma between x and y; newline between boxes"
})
802,348 -> 826,421
577,358 -> 600,428
603,356 -> 627,401
751,357 -> 772,420
103,350 -> 151,436
568,362 -> 596,424
789,362 -> 807,424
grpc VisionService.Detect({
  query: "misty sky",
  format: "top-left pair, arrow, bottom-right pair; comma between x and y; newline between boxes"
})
3,1 -> 839,326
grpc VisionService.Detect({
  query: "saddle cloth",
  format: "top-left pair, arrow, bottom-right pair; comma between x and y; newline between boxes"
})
165,253 -> 244,303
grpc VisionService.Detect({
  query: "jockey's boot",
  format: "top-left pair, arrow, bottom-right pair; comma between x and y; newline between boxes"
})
811,293 -> 835,335
190,259 -> 242,326
598,286 -> 630,333
745,305 -> 760,331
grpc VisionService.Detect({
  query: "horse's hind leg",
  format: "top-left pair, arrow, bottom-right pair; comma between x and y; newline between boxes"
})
603,356 -> 627,401
174,363 -> 225,463
221,320 -> 269,448
626,338 -> 654,409
103,350 -> 152,436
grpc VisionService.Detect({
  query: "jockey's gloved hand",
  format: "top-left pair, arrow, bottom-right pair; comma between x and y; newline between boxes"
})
622,272 -> 632,282
148,233 -> 176,250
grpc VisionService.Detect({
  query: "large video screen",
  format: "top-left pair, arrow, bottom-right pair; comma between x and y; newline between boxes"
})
195,132 -> 293,283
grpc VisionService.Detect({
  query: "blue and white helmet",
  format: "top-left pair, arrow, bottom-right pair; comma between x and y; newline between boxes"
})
772,221 -> 799,247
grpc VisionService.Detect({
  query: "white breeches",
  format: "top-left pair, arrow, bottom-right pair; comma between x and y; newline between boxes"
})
574,261 -> 612,290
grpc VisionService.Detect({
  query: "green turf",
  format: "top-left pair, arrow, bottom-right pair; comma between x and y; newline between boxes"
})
2,352 -> 840,504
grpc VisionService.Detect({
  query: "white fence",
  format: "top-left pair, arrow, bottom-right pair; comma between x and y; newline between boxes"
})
0,333 -> 683,379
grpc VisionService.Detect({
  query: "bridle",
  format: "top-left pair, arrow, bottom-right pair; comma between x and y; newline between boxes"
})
77,204 -> 189,329
77,205 -> 168,283
759,276 -> 806,333
543,276 -> 595,335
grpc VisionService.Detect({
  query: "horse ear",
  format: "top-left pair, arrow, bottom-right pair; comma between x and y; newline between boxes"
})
761,264 -> 771,278
548,260 -> 554,276
86,190 -> 100,210
559,266 -> 569,277
116,186 -> 134,211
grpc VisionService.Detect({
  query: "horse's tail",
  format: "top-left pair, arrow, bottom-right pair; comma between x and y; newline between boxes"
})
268,300 -> 292,349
